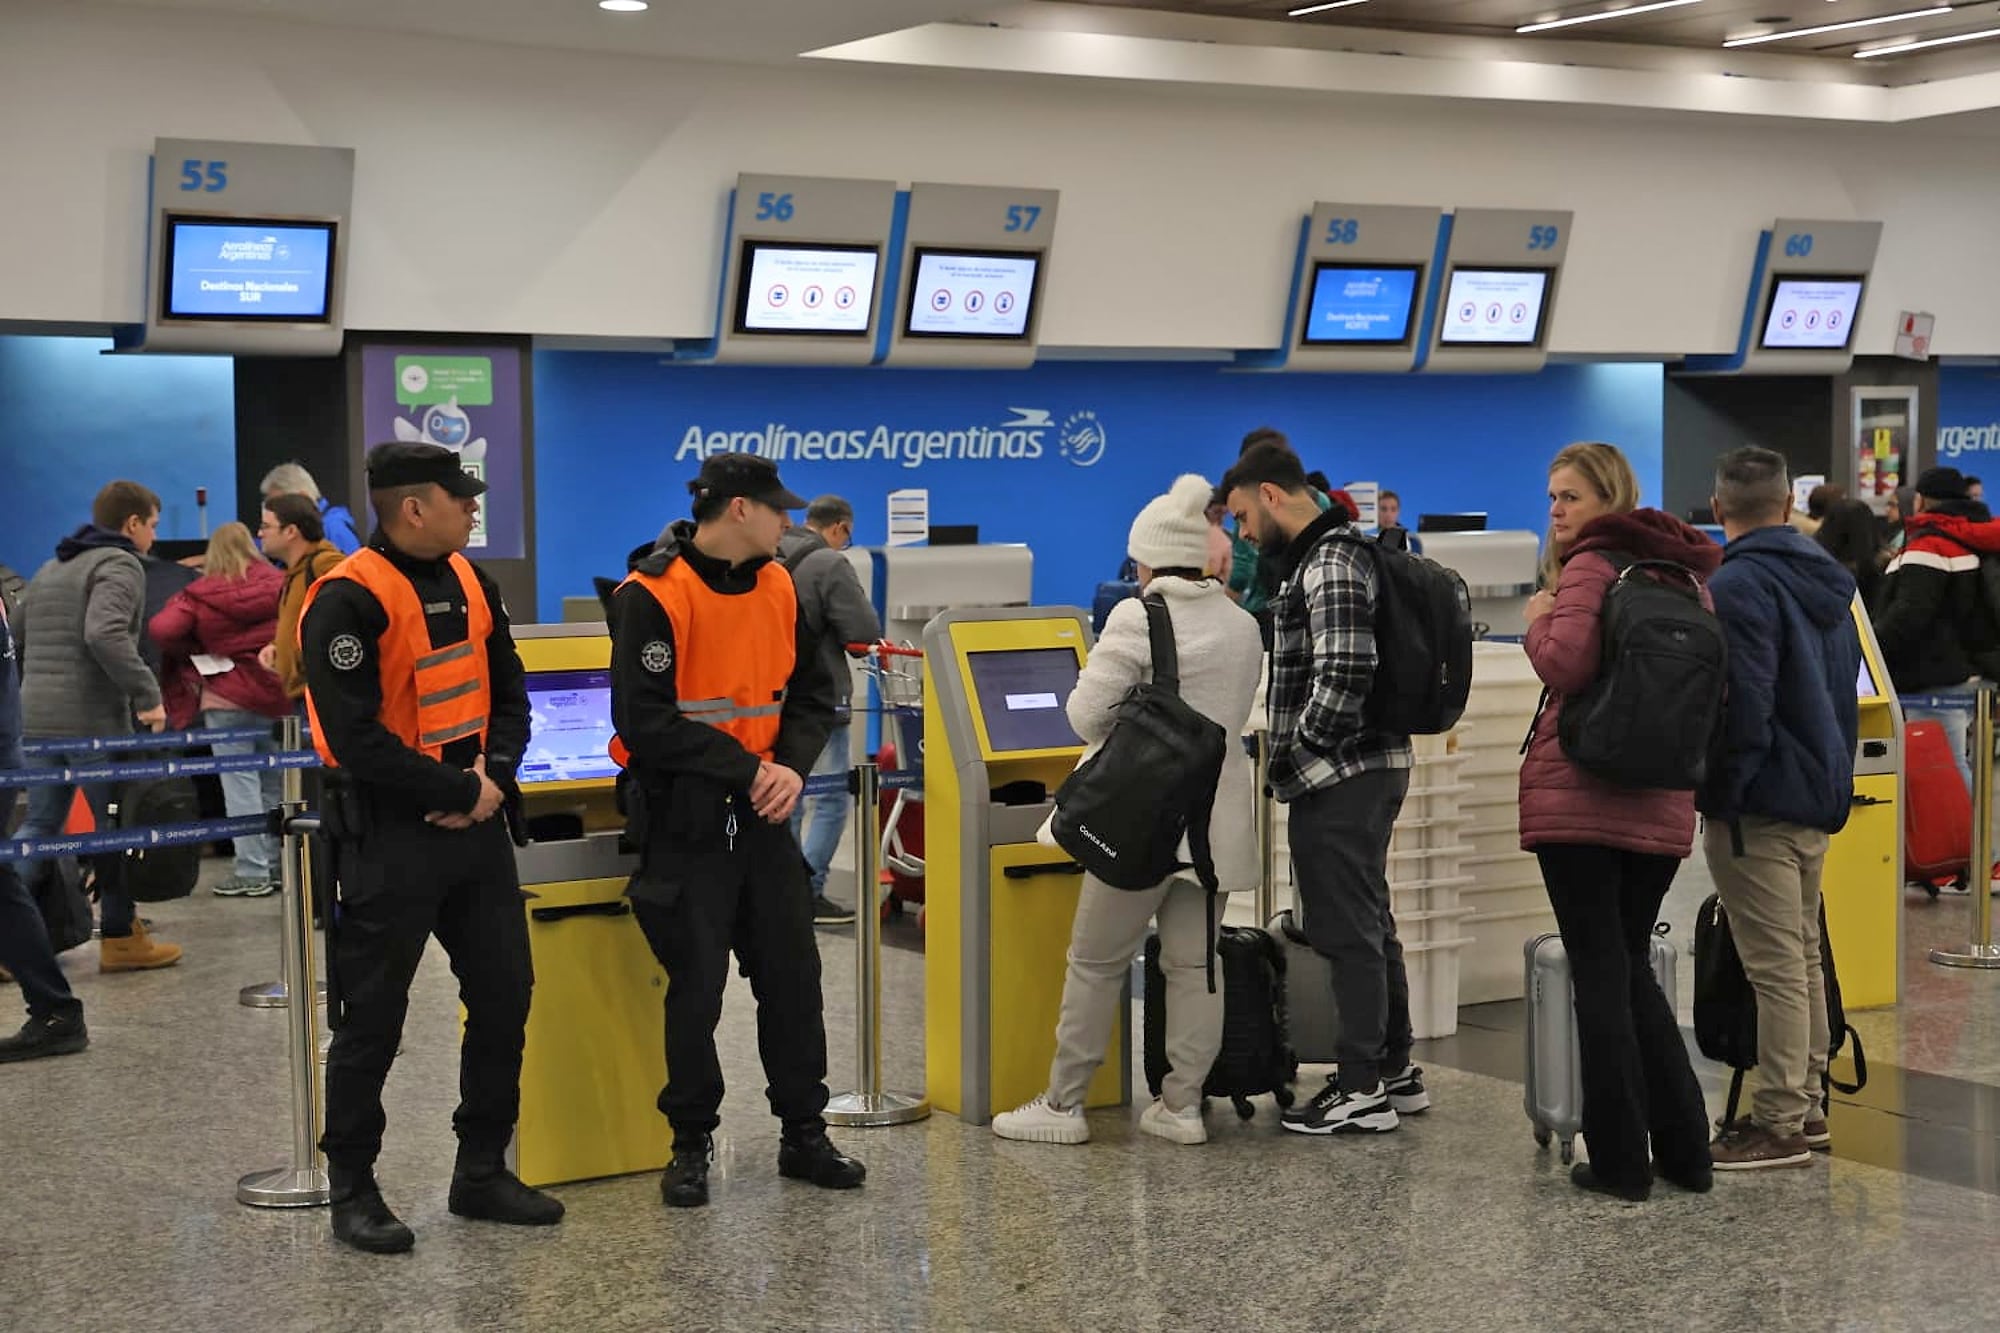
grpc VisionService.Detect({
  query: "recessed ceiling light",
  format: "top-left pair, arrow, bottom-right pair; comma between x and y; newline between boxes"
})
1724,5 -> 1952,47
1289,1 -> 1373,15
1517,1 -> 1707,36
1855,23 -> 2000,57
599,0 -> 649,12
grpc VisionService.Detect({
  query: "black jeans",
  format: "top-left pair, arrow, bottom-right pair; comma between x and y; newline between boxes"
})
1287,768 -> 1413,1093
1536,843 -> 1710,1189
0,785 -> 82,1025
319,812 -> 532,1173
631,814 -> 830,1141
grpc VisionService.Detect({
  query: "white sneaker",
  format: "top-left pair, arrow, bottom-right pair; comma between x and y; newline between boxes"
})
1280,1081 -> 1400,1136
992,1092 -> 1089,1144
1139,1098 -> 1207,1145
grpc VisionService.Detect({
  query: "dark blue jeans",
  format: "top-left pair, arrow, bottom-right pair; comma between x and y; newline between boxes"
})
14,749 -> 132,937
0,784 -> 83,1023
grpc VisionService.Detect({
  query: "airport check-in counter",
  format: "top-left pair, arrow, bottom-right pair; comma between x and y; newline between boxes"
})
1823,601 -> 1903,1008
922,606 -> 1128,1124
1416,531 -> 1541,639
505,624 -> 666,1186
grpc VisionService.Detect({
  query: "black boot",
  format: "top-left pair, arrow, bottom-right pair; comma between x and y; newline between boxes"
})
661,1134 -> 712,1208
778,1130 -> 866,1190
1570,1163 -> 1650,1203
0,1011 -> 88,1064
330,1167 -> 415,1254
448,1154 -> 565,1226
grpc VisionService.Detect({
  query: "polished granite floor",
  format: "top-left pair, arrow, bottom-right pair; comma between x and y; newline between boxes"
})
6,848 -> 2000,1333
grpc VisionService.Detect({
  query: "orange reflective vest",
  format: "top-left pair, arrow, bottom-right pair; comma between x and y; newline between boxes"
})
300,548 -> 493,767
617,556 -> 795,765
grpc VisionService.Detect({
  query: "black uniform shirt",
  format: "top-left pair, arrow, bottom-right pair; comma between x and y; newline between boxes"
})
300,533 -> 529,815
610,521 -> 836,792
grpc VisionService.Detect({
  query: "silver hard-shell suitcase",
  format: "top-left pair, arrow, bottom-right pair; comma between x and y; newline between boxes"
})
1523,926 -> 1677,1165
1269,909 -> 1338,1065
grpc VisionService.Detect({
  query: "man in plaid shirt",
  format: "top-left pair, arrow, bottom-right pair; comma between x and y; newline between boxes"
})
1220,442 -> 1423,1137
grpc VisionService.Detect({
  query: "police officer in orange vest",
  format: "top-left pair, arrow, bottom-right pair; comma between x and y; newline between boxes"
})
300,442 -> 563,1253
610,453 -> 863,1208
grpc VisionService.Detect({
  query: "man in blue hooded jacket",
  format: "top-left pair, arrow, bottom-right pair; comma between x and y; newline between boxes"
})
1698,447 -> 1861,1172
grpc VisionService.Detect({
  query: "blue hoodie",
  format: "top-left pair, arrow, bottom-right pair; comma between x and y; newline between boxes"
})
318,497 -> 361,555
1699,524 -> 1861,833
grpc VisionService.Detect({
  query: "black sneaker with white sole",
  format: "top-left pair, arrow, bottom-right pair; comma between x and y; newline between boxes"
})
1280,1081 -> 1399,1135
1384,1064 -> 1430,1115
812,894 -> 857,927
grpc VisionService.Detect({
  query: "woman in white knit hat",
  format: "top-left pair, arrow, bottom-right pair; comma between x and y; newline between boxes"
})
993,474 -> 1264,1146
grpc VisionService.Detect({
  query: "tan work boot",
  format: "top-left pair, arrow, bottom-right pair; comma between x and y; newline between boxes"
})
100,920 -> 183,973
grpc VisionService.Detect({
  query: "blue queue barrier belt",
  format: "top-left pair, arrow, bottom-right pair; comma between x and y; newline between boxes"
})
0,750 -> 321,789
19,725 -> 287,756
1,814 -> 274,863
802,768 -> 920,798
1901,692 -> 1989,711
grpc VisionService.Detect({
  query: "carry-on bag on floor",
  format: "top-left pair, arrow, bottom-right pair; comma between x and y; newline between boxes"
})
1523,926 -> 1677,1165
1143,927 -> 1297,1120
1904,719 -> 1972,895
877,742 -> 925,907
1268,908 -> 1338,1066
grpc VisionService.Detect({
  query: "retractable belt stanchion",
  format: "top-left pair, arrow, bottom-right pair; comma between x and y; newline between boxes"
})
237,804 -> 330,1207
1254,730 -> 1277,926
824,760 -> 931,1128
1931,683 -> 2000,970
240,715 -> 326,1009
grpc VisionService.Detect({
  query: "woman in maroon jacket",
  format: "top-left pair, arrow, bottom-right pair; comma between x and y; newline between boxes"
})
150,523 -> 289,897
1521,442 -> 1721,1202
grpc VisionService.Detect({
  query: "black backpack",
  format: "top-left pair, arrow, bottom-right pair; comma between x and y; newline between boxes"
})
1052,595 -> 1227,893
1143,926 -> 1298,1120
1554,553 -> 1726,790
1693,891 -> 1868,1126
1328,532 -> 1473,736
29,856 -> 94,954
94,776 -> 203,903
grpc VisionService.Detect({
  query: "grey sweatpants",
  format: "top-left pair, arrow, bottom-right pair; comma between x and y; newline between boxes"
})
1048,876 -> 1220,1113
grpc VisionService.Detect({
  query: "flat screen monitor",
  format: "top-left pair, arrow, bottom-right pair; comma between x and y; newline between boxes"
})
966,648 -> 1083,754
1299,262 -> 1422,347
518,668 -> 619,785
1417,512 -> 1489,533
733,240 -> 879,337
1856,651 -> 1882,701
160,216 -> 337,322
1437,267 -> 1553,346
1759,275 -> 1865,351
903,247 -> 1040,340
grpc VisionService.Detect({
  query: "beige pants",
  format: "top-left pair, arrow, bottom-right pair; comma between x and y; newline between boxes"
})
1048,876 -> 1220,1113
1702,816 -> 1831,1136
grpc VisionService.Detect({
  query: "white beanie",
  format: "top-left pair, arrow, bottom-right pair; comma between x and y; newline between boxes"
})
1128,474 -> 1217,571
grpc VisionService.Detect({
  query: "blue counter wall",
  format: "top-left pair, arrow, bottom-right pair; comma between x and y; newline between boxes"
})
531,356 -> 1664,620
0,336 -> 235,576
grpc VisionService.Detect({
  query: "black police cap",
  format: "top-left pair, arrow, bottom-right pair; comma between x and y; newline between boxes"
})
688,453 -> 806,511
365,442 -> 487,498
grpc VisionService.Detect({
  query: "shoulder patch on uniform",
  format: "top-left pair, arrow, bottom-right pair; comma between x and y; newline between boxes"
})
640,639 -> 673,674
328,634 -> 365,671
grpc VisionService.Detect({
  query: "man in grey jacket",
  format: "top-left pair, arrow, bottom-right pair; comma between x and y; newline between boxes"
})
777,496 -> 881,926
14,481 -> 182,973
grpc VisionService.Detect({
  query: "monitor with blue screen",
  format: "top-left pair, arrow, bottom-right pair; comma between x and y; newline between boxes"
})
1299,263 -> 1421,347
519,668 -> 620,785
161,216 -> 337,322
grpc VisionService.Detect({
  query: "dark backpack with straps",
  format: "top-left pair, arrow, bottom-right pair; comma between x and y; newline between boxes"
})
1553,553 -> 1727,790
94,775 -> 203,903
1052,595 -> 1228,894
1328,532 -> 1473,736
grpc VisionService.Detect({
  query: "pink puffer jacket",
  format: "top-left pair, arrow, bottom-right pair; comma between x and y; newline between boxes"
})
1518,509 -> 1723,858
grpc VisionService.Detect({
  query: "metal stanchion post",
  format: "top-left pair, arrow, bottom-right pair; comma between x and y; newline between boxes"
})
240,718 -> 326,1009
1933,683 -> 2000,969
1254,730 -> 1277,927
825,761 -> 930,1128
237,808 -> 330,1206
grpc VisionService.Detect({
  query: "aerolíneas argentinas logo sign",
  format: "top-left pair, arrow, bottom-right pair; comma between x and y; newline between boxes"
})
673,406 -> 1106,469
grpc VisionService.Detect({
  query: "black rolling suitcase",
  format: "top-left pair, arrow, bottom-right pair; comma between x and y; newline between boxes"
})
1143,926 -> 1297,1120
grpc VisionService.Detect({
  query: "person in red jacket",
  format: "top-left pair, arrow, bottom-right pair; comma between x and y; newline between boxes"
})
150,522 -> 289,896
1520,441 -> 1720,1203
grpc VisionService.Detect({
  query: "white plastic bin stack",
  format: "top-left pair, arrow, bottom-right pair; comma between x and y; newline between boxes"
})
1266,728 -> 1475,1039
1456,642 -> 1557,1003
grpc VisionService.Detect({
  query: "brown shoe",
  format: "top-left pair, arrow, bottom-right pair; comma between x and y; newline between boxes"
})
1710,1123 -> 1812,1171
1802,1115 -> 1831,1152
100,920 -> 183,973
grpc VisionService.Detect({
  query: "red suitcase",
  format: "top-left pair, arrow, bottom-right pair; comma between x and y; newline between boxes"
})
877,742 -> 925,907
1905,720 -> 1972,891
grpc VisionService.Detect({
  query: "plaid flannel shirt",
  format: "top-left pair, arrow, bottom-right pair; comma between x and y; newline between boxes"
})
1265,509 -> 1413,801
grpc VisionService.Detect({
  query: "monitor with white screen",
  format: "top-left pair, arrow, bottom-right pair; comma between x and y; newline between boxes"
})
903,248 -> 1040,340
733,240 -> 879,336
161,216 -> 337,322
1437,267 -> 1552,346
518,668 -> 620,785
966,649 -> 1083,754
1758,275 -> 1864,352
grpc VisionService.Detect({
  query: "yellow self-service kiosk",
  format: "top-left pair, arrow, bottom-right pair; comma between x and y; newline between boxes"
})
1820,601 -> 1904,1010
923,607 -> 1128,1124
502,625 -> 668,1186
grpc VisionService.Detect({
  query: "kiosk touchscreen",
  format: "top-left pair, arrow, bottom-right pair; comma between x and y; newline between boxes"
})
518,668 -> 620,789
924,608 -> 1126,1123
1820,601 -> 1902,1010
